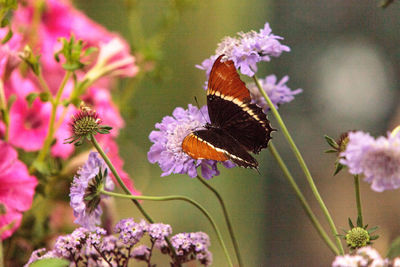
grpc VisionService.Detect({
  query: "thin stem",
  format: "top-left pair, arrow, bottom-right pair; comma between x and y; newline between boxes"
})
196,175 -> 243,266
90,134 -> 152,221
0,80 -> 9,141
37,71 -> 53,97
90,135 -> 180,265
252,74 -> 344,254
93,245 -> 113,267
0,239 -> 3,267
353,175 -> 363,226
30,71 -> 71,173
268,142 -> 339,255
101,190 -> 234,267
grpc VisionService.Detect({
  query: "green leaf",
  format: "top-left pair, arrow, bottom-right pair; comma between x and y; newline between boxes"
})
370,235 -> 379,240
324,149 -> 337,153
324,135 -> 339,149
26,93 -> 39,107
30,258 -> 70,267
368,226 -> 379,233
1,27 -> 13,44
333,162 -> 344,176
348,218 -> 354,229
387,236 -> 400,259
39,92 -> 50,102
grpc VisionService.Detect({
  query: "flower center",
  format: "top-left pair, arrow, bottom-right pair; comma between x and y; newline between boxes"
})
24,110 -> 43,129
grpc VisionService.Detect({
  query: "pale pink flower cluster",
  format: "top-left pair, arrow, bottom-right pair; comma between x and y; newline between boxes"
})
331,247 -> 400,267
0,0 -> 140,238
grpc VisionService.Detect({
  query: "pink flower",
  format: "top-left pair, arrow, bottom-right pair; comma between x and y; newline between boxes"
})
8,97 -> 51,151
0,29 -> 22,79
82,87 -> 124,136
51,104 -> 78,159
0,140 -> 38,240
84,38 -> 139,83
97,135 -> 140,196
13,0 -> 137,92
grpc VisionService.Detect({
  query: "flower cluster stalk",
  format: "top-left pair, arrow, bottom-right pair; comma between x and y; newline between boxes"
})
90,134 -> 182,264
268,142 -> 339,255
354,175 -> 363,226
252,74 -> 344,254
30,71 -> 72,173
196,175 -> 243,266
100,189 -> 234,267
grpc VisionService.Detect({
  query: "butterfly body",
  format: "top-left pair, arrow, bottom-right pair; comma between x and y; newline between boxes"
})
182,55 -> 273,169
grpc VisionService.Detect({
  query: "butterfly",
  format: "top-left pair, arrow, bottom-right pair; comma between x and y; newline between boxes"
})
182,55 -> 273,168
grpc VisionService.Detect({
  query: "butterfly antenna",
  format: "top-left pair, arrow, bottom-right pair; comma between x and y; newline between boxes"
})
194,96 -> 209,124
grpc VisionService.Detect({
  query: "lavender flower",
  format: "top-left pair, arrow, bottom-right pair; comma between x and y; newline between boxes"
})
332,254 -> 368,267
114,218 -> 147,246
248,75 -> 302,113
340,131 -> 400,192
331,247 -> 389,267
54,228 -> 88,259
70,152 -> 115,230
171,232 -> 212,266
148,104 -> 233,179
148,223 -> 172,241
86,227 -> 107,246
197,22 -> 290,77
130,245 -> 150,261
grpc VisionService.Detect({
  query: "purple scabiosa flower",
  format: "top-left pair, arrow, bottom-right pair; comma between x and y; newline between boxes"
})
340,131 -> 400,192
70,152 -> 115,230
248,75 -> 302,113
114,218 -> 147,246
148,104 -> 233,179
130,245 -> 150,261
197,22 -> 290,77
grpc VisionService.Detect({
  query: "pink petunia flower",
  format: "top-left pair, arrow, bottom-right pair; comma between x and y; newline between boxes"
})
13,0 -> 137,92
8,97 -> 51,151
0,140 -> 38,240
84,38 -> 139,84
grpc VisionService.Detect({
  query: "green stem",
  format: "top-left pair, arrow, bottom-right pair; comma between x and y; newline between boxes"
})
353,175 -> 363,226
196,175 -> 243,266
268,142 -> 339,255
0,239 -> 3,267
252,74 -> 344,254
90,135 -> 180,264
90,135 -> 152,221
30,71 -> 71,173
101,190 -> 234,267
37,71 -> 53,97
0,80 -> 9,141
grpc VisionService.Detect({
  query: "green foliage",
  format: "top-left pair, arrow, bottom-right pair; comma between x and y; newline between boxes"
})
387,236 -> 400,259
30,258 -> 70,267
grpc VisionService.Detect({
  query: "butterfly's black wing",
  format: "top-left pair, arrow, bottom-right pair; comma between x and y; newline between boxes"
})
182,128 -> 258,168
207,55 -> 273,154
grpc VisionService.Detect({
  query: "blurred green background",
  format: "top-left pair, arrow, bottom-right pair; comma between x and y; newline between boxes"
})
76,1 -> 400,266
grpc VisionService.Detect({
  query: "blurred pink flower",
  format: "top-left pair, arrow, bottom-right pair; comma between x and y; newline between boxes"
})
84,38 -> 139,82
82,87 -> 124,136
0,29 -> 22,79
13,0 -> 137,92
51,104 -> 78,159
0,140 -> 38,240
8,97 -> 51,151
97,135 -> 140,196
